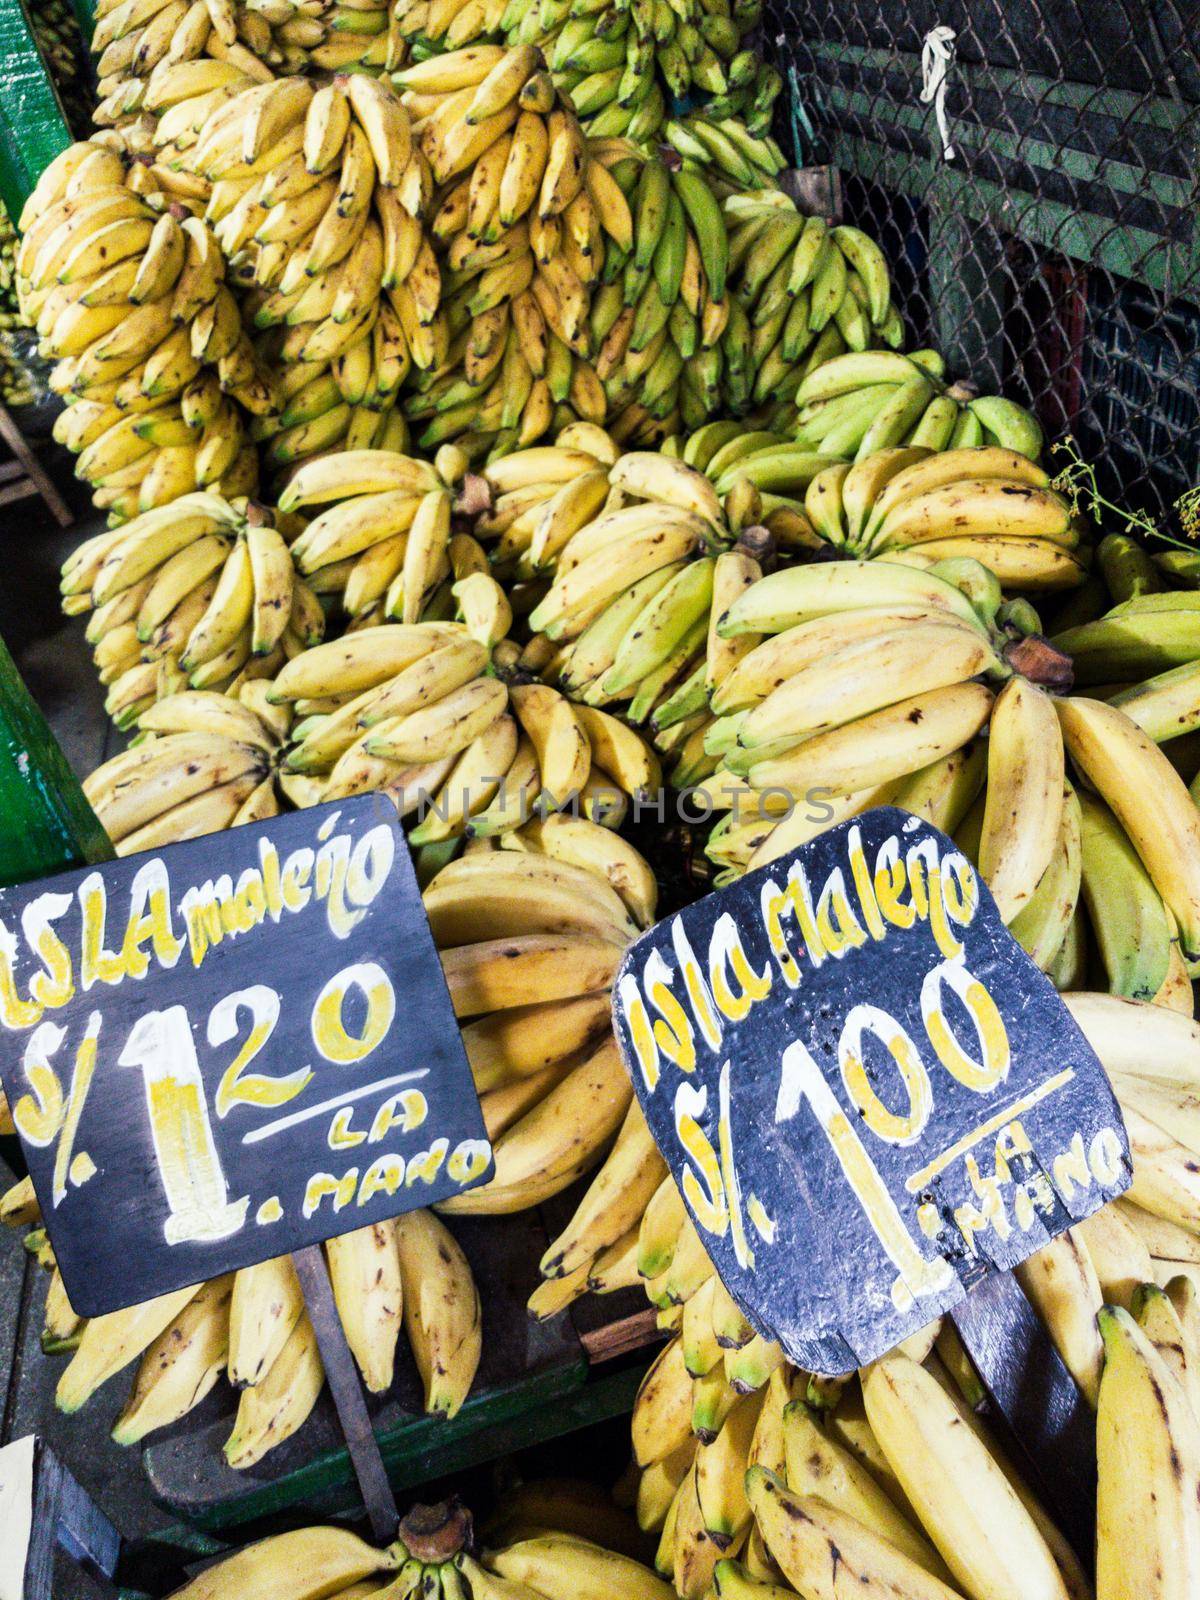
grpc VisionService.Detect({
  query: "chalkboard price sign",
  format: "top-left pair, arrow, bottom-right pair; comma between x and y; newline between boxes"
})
613,807 -> 1131,1374
0,795 -> 491,1317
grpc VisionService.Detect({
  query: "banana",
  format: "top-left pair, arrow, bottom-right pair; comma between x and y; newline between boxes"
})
227,1254 -> 306,1388
88,733 -> 268,844
393,1208 -> 481,1416
112,1275 -> 233,1445
440,933 -> 624,1017
224,1313 -> 324,1469
746,1468 -> 967,1600
166,1527 -> 398,1600
507,813 -> 657,926
539,1100 -> 667,1280
744,681 -> 992,799
489,1535 -> 674,1600
719,561 -> 979,637
326,1221 -> 404,1394
57,1284 -> 205,1412
861,1353 -> 1071,1600
1014,1229 -> 1104,1406
438,1035 -> 632,1214
1057,696 -> 1200,960
1077,791 -> 1173,999
735,621 -> 998,753
781,1399 -> 952,1580
977,677 -> 1064,924
1096,1306 -> 1200,1599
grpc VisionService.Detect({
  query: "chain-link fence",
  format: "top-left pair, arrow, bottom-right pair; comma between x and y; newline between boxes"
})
763,0 -> 1200,525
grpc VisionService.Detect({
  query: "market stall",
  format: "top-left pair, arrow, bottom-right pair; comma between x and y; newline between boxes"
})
0,0 -> 1198,1593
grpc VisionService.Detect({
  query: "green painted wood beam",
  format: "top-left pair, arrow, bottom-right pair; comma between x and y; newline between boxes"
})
0,633 -> 113,886
797,36 -> 1200,291
0,0 -> 74,218
803,39 -> 1199,133
826,133 -> 1200,293
823,81 -> 1195,209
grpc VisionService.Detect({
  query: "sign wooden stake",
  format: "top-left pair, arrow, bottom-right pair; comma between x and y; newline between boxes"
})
951,1273 -> 1097,1570
291,1246 -> 399,1545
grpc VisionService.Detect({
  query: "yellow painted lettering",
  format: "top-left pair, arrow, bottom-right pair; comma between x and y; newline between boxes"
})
311,961 -> 395,1064
759,880 -> 802,988
281,848 -> 313,913
846,826 -> 886,942
1051,1132 -> 1092,1202
22,893 -> 75,1011
78,872 -> 125,988
839,1004 -> 932,1146
358,1155 -> 405,1204
645,950 -> 696,1074
708,912 -> 771,1024
618,975 -> 660,1093
368,1089 -> 427,1141
13,1021 -> 67,1146
328,1106 -> 366,1149
815,870 -> 868,959
405,1139 -> 448,1187
671,920 -> 723,1051
447,1140 -> 491,1185
920,959 -> 1009,1093
119,861 -> 183,980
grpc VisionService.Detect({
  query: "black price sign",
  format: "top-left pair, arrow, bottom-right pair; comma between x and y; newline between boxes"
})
0,795 -> 491,1317
613,807 -> 1131,1374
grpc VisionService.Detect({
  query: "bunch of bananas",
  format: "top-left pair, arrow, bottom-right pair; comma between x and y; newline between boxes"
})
716,195 -> 902,420
789,349 -> 1045,462
663,115 -> 788,193
608,1066 -> 1200,1600
60,495 -> 322,725
393,47 -> 617,453
430,836 -> 656,1216
146,73 -> 438,473
266,607 -> 659,829
585,148 -> 736,443
536,0 -> 781,145
0,203 -> 38,408
760,1246 -> 1197,1600
149,1495 -> 670,1599
751,446 -> 1083,588
687,565 -> 1027,883
276,446 -> 493,623
81,685 -> 287,844
526,449 -> 725,656
89,0 -> 399,129
270,619 -> 513,808
1,1174 -> 481,1464
385,52 -> 736,453
92,26 -> 274,132
18,141 -> 270,523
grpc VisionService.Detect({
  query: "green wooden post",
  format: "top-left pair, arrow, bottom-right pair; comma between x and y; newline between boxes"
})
0,633 -> 112,886
0,0 -> 74,220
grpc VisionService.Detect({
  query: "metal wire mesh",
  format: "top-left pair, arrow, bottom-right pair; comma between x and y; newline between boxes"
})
762,0 -> 1200,524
